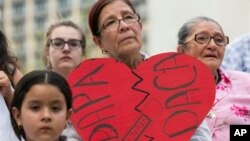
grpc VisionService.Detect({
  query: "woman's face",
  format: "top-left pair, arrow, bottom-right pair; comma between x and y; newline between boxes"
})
46,26 -> 83,78
178,21 -> 227,72
94,0 -> 143,59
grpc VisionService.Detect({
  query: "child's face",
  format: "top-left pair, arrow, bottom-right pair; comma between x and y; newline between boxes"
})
12,84 -> 71,141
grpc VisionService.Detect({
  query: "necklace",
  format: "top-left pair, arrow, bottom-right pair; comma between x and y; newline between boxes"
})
214,70 -> 220,84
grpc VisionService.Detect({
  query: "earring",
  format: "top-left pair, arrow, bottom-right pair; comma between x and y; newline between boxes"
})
46,55 -> 52,70
64,123 -> 68,129
18,125 -> 22,129
46,61 -> 52,70
102,49 -> 108,54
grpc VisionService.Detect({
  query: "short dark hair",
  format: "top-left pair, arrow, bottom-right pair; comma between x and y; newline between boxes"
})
10,70 -> 72,140
177,16 -> 224,45
88,0 -> 137,36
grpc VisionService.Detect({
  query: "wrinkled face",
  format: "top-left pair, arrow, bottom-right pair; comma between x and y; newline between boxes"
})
95,0 -> 143,59
12,84 -> 71,141
47,26 -> 83,77
179,21 -> 226,72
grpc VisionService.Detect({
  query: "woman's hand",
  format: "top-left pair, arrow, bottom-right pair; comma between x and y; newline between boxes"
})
0,71 -> 13,108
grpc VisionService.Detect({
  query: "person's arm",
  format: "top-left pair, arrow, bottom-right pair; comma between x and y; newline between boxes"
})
190,120 -> 211,141
12,68 -> 23,87
0,71 -> 13,108
0,68 -> 23,108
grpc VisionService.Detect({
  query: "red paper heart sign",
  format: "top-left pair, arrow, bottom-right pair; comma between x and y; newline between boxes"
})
67,52 -> 215,141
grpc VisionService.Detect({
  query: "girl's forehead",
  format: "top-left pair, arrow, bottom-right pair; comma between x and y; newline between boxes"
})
23,84 -> 65,103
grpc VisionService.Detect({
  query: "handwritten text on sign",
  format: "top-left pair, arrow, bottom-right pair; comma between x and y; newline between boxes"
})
67,53 -> 215,140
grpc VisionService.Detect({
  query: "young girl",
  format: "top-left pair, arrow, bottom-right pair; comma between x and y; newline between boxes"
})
10,70 -> 72,141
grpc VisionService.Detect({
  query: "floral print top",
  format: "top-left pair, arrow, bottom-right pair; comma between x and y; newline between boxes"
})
206,68 -> 250,141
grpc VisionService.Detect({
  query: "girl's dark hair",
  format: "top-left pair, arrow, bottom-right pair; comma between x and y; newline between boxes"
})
10,70 -> 72,140
0,30 -> 20,87
88,0 -> 137,36
177,16 -> 224,45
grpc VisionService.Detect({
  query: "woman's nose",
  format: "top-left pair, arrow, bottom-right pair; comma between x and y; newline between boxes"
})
206,38 -> 218,50
119,20 -> 130,32
62,43 -> 71,50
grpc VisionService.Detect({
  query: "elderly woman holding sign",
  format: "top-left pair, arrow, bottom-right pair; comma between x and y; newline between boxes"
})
86,0 -> 211,140
177,16 -> 250,141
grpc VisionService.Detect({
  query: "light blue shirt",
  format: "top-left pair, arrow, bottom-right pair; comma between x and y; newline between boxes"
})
190,120 -> 211,141
222,33 -> 250,72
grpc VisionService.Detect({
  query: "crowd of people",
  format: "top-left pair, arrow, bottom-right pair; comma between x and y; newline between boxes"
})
1,0 -> 250,141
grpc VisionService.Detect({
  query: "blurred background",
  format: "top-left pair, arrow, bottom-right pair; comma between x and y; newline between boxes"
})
0,0 -> 250,73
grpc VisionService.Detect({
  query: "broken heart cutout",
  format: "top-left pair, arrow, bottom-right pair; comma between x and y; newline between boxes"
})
67,52 -> 215,140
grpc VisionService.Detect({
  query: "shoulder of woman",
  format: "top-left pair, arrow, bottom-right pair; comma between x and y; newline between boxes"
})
225,69 -> 250,82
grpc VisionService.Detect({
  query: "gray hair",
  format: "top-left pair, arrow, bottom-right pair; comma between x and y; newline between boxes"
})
177,16 -> 224,45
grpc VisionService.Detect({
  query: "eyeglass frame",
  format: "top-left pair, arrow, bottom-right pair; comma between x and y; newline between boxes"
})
184,33 -> 229,47
97,13 -> 141,34
49,39 -> 83,50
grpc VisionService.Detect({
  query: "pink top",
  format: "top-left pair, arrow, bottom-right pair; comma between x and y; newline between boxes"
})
206,69 -> 250,141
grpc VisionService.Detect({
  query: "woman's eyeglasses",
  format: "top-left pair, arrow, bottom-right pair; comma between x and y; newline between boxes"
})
184,33 -> 229,47
50,39 -> 82,49
98,13 -> 140,34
